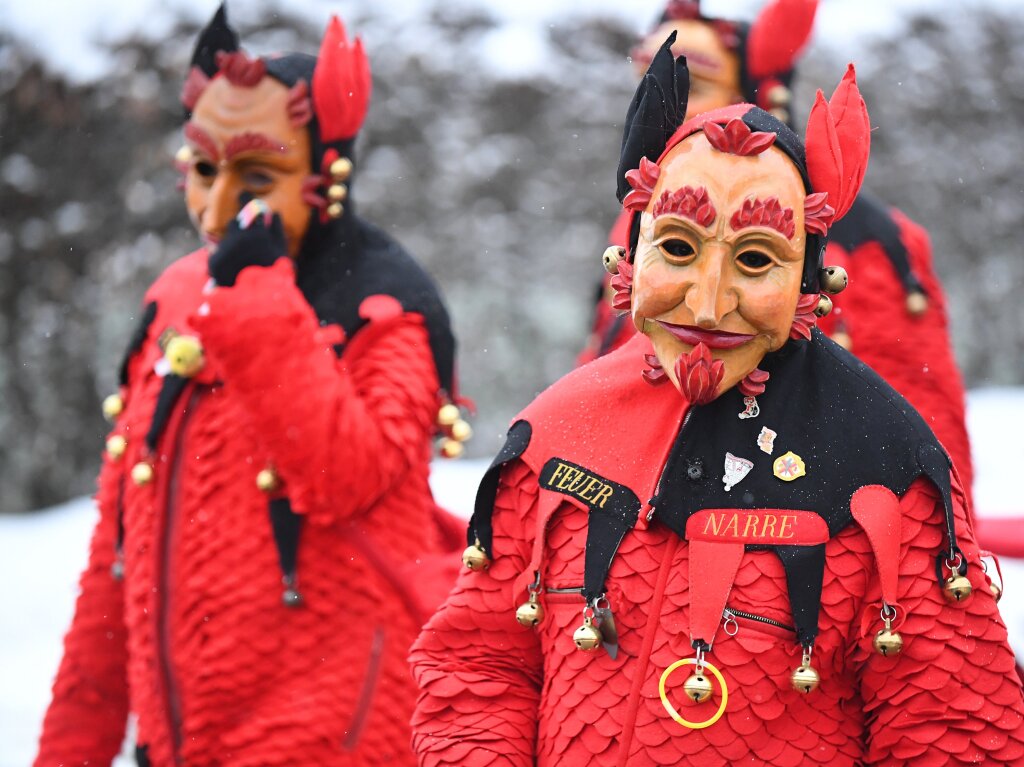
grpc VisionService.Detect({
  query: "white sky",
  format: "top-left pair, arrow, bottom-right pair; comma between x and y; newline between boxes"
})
1,0 -> 1019,83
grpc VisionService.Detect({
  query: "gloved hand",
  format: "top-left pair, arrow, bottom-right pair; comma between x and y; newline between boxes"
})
208,194 -> 288,287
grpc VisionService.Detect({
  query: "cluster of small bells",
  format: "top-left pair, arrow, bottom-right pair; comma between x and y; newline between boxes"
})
324,157 -> 352,220
436,403 -> 473,459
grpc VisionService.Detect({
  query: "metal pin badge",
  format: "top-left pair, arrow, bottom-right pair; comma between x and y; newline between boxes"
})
773,451 -> 806,482
757,427 -> 777,455
738,396 -> 760,420
723,452 -> 754,491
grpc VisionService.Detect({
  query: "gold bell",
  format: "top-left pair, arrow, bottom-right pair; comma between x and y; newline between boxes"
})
102,393 -> 125,422
943,574 -> 973,604
326,202 -> 344,219
814,294 -> 833,318
991,582 -> 1003,602
440,438 -> 464,459
131,461 -> 154,486
573,614 -> 603,652
873,628 -> 904,657
450,419 -> 473,442
515,591 -> 545,627
832,330 -> 853,351
819,265 -> 849,294
256,466 -> 280,493
437,403 -> 460,427
106,435 -> 127,460
906,290 -> 928,316
791,648 -> 819,694
175,145 -> 193,164
329,156 -> 353,181
602,245 -> 625,275
682,672 -> 714,704
462,539 -> 490,571
327,184 -> 348,202
165,335 -> 205,378
766,84 -> 792,107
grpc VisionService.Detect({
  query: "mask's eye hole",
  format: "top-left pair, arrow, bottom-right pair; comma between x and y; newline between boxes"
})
737,250 -> 772,270
194,160 -> 217,179
242,170 -> 274,190
661,239 -> 695,259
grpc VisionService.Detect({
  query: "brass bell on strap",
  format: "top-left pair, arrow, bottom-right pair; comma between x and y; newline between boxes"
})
440,438 -> 464,459
256,466 -> 280,493
131,461 -> 154,486
462,539 -> 490,571
106,435 -> 127,460
819,265 -> 849,294
326,202 -> 344,220
175,145 -> 193,164
814,294 -> 833,318
790,646 -> 820,694
683,672 -> 714,704
281,575 -> 303,608
450,419 -> 473,443
327,183 -> 348,202
329,156 -> 353,181
573,612 -> 603,652
906,290 -> 928,316
102,393 -> 125,422
165,334 -> 205,378
943,573 -> 972,604
515,591 -> 545,628
873,604 -> 903,657
602,245 -> 625,275
437,403 -> 460,427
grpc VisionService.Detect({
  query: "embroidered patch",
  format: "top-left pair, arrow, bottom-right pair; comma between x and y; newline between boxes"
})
738,396 -> 760,419
757,427 -> 777,455
722,452 -> 753,491
686,508 -> 828,545
539,458 -> 641,524
773,451 -> 806,481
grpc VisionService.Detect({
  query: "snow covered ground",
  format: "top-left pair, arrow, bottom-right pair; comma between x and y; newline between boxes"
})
2,389 -> 1022,766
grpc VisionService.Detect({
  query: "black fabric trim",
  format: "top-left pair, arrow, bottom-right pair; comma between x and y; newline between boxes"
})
777,544 -> 826,645
135,744 -> 151,767
144,375 -> 188,452
538,458 -> 641,602
268,497 -> 303,580
466,420 -> 532,556
188,4 -> 239,78
118,301 -> 157,387
828,193 -> 924,295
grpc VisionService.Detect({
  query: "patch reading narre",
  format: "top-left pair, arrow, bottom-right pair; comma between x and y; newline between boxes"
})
539,458 -> 641,525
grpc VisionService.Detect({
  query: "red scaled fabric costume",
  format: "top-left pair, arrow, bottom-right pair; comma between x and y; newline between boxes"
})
412,41 -> 1024,767
577,0 -> 974,508
36,8 -> 463,767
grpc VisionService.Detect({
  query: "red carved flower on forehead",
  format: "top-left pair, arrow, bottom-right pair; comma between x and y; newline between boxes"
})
803,192 -> 835,236
653,186 -> 717,228
790,292 -> 820,340
675,342 -> 725,405
731,197 -> 795,239
623,157 -> 661,212
215,51 -> 266,87
181,67 -> 211,112
704,118 -> 777,157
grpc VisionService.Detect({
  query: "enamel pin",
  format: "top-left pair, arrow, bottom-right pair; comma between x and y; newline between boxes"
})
757,427 -> 777,455
773,451 -> 806,481
723,452 -> 754,491
738,396 -> 760,420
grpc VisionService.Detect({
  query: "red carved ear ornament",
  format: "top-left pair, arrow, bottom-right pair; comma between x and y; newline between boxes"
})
805,64 -> 870,222
623,157 -> 661,212
312,16 -> 372,143
790,292 -> 821,340
653,186 -> 717,228
738,368 -> 770,397
181,67 -> 210,112
214,51 -> 266,87
287,79 -> 313,128
675,342 -> 725,405
803,192 -> 834,236
642,353 -> 669,386
747,0 -> 820,79
704,118 -> 777,156
610,259 -> 634,314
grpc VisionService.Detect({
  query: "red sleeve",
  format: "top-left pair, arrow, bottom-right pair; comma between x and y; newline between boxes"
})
854,477 -> 1024,765
35,454 -> 129,766
193,259 -> 440,524
409,459 -> 543,767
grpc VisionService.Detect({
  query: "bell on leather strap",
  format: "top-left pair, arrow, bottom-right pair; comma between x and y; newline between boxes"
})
281,575 -> 303,608
873,604 -> 903,657
943,573 -> 972,604
790,646 -> 820,694
462,538 -> 490,571
515,591 -> 545,628
573,612 -> 602,652
164,334 -> 205,378
683,672 -> 714,703
102,393 -> 125,422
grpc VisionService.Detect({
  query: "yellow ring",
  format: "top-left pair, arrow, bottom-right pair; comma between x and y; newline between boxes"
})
658,657 -> 729,729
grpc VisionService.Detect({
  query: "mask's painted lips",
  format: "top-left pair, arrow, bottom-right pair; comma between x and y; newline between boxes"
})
202,233 -> 222,249
656,321 -> 754,350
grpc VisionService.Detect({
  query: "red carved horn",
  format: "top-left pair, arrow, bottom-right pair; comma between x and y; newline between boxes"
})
312,16 -> 372,143
746,0 -> 820,79
805,64 -> 869,222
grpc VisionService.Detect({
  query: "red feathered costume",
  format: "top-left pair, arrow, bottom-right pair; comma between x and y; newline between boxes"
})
36,9 -> 462,767
413,45 -> 1024,767
578,0 -> 975,509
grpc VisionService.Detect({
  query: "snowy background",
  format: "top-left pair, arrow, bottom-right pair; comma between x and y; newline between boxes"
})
2,0 -> 1023,764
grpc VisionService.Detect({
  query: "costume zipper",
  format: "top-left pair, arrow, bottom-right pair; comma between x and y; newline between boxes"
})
723,606 -> 795,633
647,406 -> 695,522
342,627 -> 385,751
546,586 -> 584,594
157,386 -> 202,763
